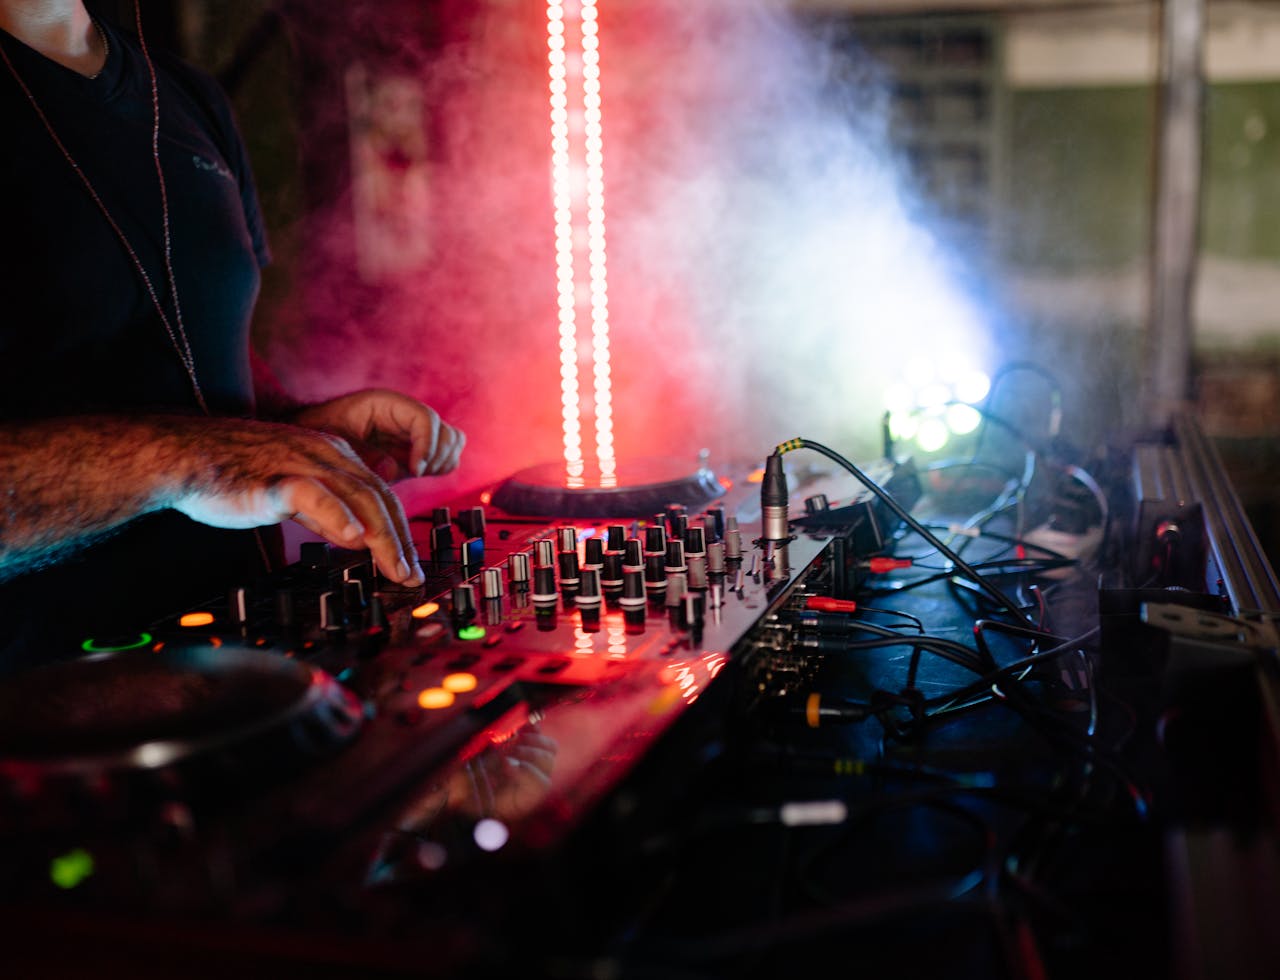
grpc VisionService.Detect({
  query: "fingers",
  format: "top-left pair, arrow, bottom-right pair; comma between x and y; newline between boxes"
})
174,418 -> 426,587
293,389 -> 467,480
302,450 -> 425,587
416,420 -> 465,476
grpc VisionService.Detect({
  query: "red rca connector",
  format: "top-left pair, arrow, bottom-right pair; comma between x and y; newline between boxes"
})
805,596 -> 857,613
861,557 -> 913,574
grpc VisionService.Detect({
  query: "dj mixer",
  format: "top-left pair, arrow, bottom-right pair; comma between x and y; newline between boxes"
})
0,452 -> 922,977
3,418 -> 1279,980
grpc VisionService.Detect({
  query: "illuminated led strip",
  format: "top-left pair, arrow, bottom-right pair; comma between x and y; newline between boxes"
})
580,0 -> 615,486
547,0 -> 615,488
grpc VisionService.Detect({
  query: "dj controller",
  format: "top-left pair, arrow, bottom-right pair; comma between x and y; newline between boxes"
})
3,419 -> 1279,980
0,451 -> 923,977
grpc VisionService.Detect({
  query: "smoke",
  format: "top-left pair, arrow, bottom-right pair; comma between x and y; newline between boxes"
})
261,0 -> 992,502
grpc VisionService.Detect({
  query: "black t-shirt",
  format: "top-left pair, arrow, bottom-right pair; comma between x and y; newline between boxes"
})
0,17 -> 278,673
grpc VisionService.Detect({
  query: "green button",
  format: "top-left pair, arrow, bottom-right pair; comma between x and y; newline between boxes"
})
50,848 -> 95,890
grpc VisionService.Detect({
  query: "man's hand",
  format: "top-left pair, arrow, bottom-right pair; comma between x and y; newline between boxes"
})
0,415 -> 429,586
289,389 -> 466,483
164,416 -> 425,586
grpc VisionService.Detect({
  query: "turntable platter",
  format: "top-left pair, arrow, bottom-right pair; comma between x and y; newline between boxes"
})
0,645 -> 362,776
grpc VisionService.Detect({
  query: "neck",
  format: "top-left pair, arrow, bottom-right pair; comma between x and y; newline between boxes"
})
0,1 -> 104,77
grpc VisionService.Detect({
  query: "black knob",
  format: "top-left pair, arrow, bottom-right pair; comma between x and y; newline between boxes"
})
681,591 -> 705,630
299,541 -> 332,572
664,539 -> 687,575
558,550 -> 581,586
430,523 -> 454,558
684,525 -> 706,558
623,538 -> 644,570
665,503 -> 686,534
452,583 -> 476,620
320,590 -> 345,632
583,537 -> 604,569
457,505 -> 487,540
344,578 -> 367,612
605,524 -> 627,551
601,551 -> 624,589
366,594 -> 388,630
532,565 -> 558,603
576,568 -> 602,606
644,525 -> 667,556
275,589 -> 296,629
706,507 -> 725,542
644,553 -> 667,591
804,494 -> 830,514
431,506 -> 452,527
620,568 -> 646,608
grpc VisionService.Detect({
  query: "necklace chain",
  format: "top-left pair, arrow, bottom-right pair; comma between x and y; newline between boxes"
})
88,17 -> 108,80
0,8 -> 208,415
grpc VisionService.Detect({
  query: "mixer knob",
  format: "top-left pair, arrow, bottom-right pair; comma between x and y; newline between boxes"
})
460,537 -> 484,571
508,551 -> 531,587
532,564 -> 558,603
319,590 -> 345,632
557,525 -> 578,553
534,538 -> 556,567
664,539 -> 687,575
644,553 -> 667,593
583,537 -> 604,570
620,567 -> 646,608
804,494 -> 830,514
228,586 -> 250,626
644,524 -> 667,556
684,525 -> 706,558
707,540 -> 726,575
665,504 -> 686,533
605,524 -> 627,552
451,583 -> 477,621
665,571 -> 688,608
623,538 -> 644,570
724,517 -> 743,560
705,506 -> 725,542
366,594 -> 388,630
481,567 -> 504,600
601,551 -> 624,590
275,588 -> 296,629
557,550 -> 581,587
430,523 -> 454,558
457,505 -> 487,540
687,554 -> 708,591
680,591 -> 705,631
575,568 -> 602,606
344,578 -> 367,612
431,506 -> 451,527
299,541 -> 332,573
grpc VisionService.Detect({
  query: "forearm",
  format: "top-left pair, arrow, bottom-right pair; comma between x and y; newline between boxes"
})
0,416 -> 188,579
0,412 -> 427,587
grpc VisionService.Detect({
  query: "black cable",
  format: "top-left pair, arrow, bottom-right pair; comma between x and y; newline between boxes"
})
775,438 -> 1038,627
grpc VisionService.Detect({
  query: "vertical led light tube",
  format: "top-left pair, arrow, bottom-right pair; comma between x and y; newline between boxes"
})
547,0 -> 615,488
